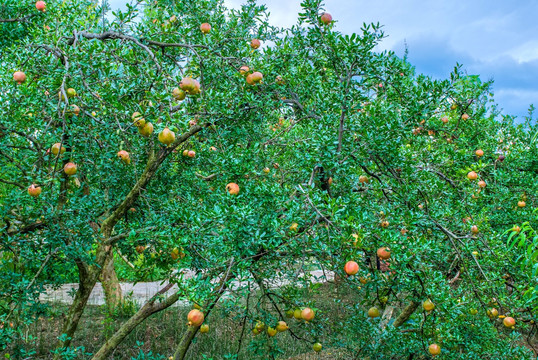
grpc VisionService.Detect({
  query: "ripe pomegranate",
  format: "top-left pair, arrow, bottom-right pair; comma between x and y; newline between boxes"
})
320,12 -> 332,25
28,184 -> 42,197
263,167 -> 270,174
428,344 -> 441,356
450,103 -> 458,110
64,162 -> 77,176
250,39 -> 261,49
135,245 -> 145,254
187,309 -> 204,327
367,307 -> 380,318
380,220 -> 389,228
226,182 -> 240,195
359,175 -> 369,183
478,180 -> 486,188
68,104 -> 80,117
35,1 -> 46,11
179,77 -> 196,93
471,225 -> 479,234
51,143 -> 66,155
313,343 -> 322,352
246,71 -> 263,85
461,113 -> 469,120
200,23 -> 211,34
344,261 -> 359,276
117,150 -> 130,165
301,307 -> 315,321
467,171 -> 477,180
441,116 -> 448,124
158,127 -> 175,146
13,71 -> 26,84
276,321 -> 288,332
517,201 -> 526,208
487,308 -> 498,318
210,146 -> 217,151
138,122 -> 154,137
187,150 -> 196,158
423,299 -> 435,311
172,87 -> 186,101
475,149 -> 484,157
503,316 -> 516,327
191,79 -> 201,94
512,225 -> 521,233
239,66 -> 249,75
377,247 -> 390,260
328,177 -> 333,186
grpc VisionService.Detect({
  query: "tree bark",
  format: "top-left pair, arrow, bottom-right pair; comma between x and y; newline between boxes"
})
54,266 -> 99,356
101,254 -> 123,314
393,301 -> 420,328
92,284 -> 179,360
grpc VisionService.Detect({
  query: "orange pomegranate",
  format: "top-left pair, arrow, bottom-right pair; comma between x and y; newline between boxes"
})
226,182 -> 240,195
13,71 -> 26,84
428,344 -> 441,356
377,247 -> 390,260
64,162 -> 77,176
301,307 -> 315,322
28,184 -> 42,197
344,261 -> 359,276
187,309 -> 204,327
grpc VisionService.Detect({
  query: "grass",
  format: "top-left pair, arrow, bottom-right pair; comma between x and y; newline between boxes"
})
8,283 -> 355,360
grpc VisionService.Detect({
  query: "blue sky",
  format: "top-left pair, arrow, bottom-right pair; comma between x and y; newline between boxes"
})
107,0 -> 538,120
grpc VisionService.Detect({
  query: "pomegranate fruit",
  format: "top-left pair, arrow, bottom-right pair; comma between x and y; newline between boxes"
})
301,307 -> 315,321
158,127 -> 175,146
187,309 -> 204,327
250,39 -> 261,49
13,71 -> 26,84
377,247 -> 390,260
344,261 -> 359,276
200,23 -> 211,34
320,12 -> 332,25
28,184 -> 42,197
117,150 -> 130,164
35,1 -> 46,11
64,162 -> 77,176
226,182 -> 239,195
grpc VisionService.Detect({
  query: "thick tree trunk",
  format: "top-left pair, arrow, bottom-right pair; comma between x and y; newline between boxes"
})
54,269 -> 98,359
92,284 -> 179,360
101,254 -> 123,313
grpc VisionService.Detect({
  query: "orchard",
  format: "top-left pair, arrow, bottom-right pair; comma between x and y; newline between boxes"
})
0,0 -> 537,359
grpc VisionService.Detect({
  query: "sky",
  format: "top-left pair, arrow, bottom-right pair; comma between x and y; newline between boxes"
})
107,0 -> 538,120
